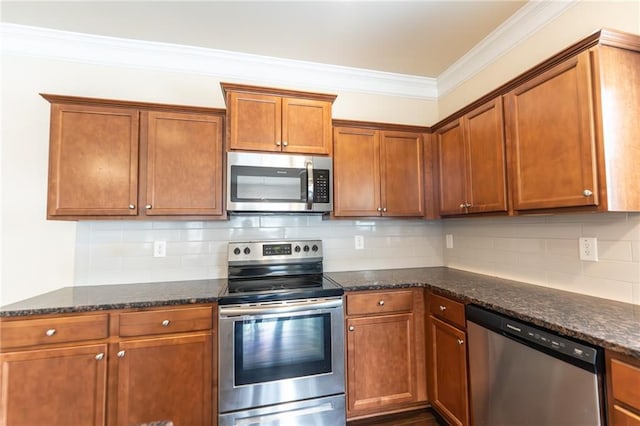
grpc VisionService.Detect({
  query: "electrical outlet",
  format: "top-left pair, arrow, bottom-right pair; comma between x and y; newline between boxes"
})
153,240 -> 167,257
355,235 -> 364,250
579,237 -> 598,261
445,234 -> 454,249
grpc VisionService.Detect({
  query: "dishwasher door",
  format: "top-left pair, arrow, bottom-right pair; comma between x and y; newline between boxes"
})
466,305 -> 605,426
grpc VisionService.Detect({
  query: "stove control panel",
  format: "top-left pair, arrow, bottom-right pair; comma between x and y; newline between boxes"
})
228,240 -> 323,263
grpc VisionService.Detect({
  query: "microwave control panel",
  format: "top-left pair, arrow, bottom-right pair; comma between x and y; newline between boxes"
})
314,170 -> 330,203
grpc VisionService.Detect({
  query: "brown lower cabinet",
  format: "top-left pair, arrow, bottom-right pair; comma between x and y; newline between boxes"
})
345,288 -> 428,420
0,305 -> 216,426
426,292 -> 469,426
607,350 -> 640,425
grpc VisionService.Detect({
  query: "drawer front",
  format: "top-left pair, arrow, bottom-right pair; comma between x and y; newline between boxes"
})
429,293 -> 465,328
347,290 -> 414,316
0,314 -> 109,349
119,306 -> 212,337
611,357 -> 640,410
612,405 -> 640,426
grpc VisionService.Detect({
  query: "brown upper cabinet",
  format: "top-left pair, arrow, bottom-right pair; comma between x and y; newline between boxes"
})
435,97 -> 507,216
504,31 -> 640,213
221,82 -> 336,155
333,122 -> 426,217
43,95 -> 224,220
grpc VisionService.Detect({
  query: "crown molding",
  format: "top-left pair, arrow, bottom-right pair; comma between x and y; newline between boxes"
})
437,0 -> 579,97
0,22 -> 437,100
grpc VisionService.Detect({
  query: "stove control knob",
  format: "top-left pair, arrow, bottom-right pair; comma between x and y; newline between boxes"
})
243,247 -> 251,255
233,248 -> 241,255
294,245 -> 301,253
303,245 -> 310,252
312,244 -> 318,252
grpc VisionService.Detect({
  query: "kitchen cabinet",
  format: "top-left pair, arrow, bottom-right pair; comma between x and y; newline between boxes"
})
606,350 -> 640,425
426,292 -> 469,426
221,82 -> 336,155
504,34 -> 640,213
333,123 -> 425,217
0,313 -> 110,426
345,288 -> 427,419
42,94 -> 225,220
435,97 -> 507,216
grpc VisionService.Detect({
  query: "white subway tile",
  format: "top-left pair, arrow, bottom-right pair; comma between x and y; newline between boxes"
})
598,240 -> 634,262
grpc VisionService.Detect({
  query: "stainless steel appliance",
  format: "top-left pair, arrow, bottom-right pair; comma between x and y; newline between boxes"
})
218,240 -> 345,426
226,151 -> 332,213
466,305 -> 605,425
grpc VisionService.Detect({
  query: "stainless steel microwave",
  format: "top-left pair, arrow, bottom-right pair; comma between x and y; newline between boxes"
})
226,152 -> 332,213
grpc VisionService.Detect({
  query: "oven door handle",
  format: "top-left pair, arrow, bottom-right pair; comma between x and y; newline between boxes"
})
219,298 -> 342,317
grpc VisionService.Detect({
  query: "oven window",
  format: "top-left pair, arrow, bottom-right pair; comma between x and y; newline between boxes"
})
234,313 -> 332,386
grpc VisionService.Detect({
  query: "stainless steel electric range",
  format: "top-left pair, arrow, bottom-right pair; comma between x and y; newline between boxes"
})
218,240 -> 346,426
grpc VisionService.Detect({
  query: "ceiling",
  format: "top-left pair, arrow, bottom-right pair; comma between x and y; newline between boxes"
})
0,1 -> 528,78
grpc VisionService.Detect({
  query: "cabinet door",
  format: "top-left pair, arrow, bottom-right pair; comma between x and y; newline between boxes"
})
333,127 -> 381,216
228,92 -> 281,152
346,313 -> 417,416
140,111 -> 223,216
114,333 -> 212,426
380,131 -> 424,216
47,103 -> 139,217
282,97 -> 332,154
429,316 -> 469,426
505,51 -> 598,211
436,120 -> 467,215
0,344 -> 107,426
465,97 -> 508,214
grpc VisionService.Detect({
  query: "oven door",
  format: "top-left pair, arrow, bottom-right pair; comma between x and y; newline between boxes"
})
218,297 -> 345,413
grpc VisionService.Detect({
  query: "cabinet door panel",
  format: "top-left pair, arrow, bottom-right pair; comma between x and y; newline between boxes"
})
283,98 -> 331,154
466,98 -> 507,213
381,132 -> 424,216
333,127 -> 381,216
115,334 -> 212,426
506,52 -> 598,210
346,313 -> 416,415
228,92 -> 281,152
47,103 -> 139,217
0,344 -> 107,426
141,111 -> 223,216
436,120 -> 467,215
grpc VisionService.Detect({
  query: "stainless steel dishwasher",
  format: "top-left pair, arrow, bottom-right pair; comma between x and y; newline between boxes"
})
466,305 -> 606,425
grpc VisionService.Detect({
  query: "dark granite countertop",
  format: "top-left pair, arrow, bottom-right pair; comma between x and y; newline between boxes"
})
327,267 -> 640,359
2,267 -> 638,359
0,278 -> 227,317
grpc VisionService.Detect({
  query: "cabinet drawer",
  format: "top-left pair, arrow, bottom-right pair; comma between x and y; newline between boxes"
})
0,314 -> 109,349
429,293 -> 465,329
119,306 -> 212,337
612,405 -> 640,425
347,290 -> 414,316
611,357 -> 640,410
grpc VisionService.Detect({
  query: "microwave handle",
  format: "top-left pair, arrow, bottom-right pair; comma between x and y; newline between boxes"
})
306,161 -> 314,210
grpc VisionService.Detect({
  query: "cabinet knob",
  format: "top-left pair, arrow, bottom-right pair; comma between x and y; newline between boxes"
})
583,189 -> 593,197
128,204 -> 135,210
465,203 -> 472,208
117,350 -> 125,358
377,207 -> 382,212
439,305 -> 447,312
45,328 -> 56,337
459,203 -> 466,209
282,141 -> 288,147
457,339 -> 464,345
95,353 -> 104,361
161,319 -> 170,327
378,300 -> 385,306
349,325 -> 355,332
275,141 -> 282,146
145,204 -> 152,209
382,207 -> 387,212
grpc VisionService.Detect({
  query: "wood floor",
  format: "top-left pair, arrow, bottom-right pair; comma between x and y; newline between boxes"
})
347,409 -> 445,426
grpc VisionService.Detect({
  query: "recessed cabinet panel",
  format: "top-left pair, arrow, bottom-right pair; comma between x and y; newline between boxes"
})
283,97 -> 332,154
436,120 -> 467,215
228,92 -> 281,152
381,131 -> 424,217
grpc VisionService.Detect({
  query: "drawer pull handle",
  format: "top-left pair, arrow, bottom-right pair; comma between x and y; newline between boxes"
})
457,339 -> 464,345
378,300 -> 385,306
161,319 -> 170,327
439,305 -> 447,312
583,189 -> 593,197
117,350 -> 125,358
95,353 -> 104,361
45,329 -> 56,337
349,326 -> 355,332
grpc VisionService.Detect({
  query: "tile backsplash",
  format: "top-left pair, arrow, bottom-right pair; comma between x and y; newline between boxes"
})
75,215 -> 444,285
